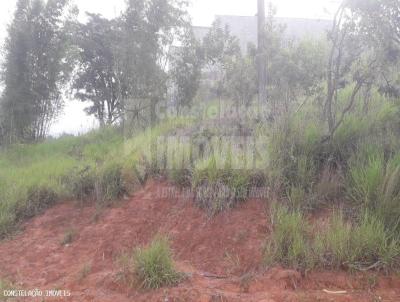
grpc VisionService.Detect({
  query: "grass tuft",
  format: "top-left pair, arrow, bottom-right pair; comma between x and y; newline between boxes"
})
60,228 -> 76,246
118,236 -> 183,289
264,205 -> 313,270
0,278 -> 13,301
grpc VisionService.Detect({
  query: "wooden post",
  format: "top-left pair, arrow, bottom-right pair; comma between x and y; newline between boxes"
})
257,0 -> 267,104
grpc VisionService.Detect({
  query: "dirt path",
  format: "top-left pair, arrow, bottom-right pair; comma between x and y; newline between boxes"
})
0,181 -> 399,301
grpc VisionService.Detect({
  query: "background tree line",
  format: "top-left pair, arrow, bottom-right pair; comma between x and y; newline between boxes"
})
0,0 -> 399,144
0,0 -> 192,143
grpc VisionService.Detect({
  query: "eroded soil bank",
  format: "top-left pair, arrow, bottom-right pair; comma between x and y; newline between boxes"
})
0,181 -> 399,301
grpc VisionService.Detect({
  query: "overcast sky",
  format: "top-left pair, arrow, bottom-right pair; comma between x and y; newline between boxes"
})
0,0 -> 341,136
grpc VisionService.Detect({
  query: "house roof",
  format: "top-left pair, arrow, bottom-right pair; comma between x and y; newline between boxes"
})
193,15 -> 332,52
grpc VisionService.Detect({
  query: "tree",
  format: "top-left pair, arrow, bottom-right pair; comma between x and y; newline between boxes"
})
121,0 -> 189,129
0,0 -> 32,143
170,28 -> 203,113
324,0 -> 400,139
202,20 -> 241,101
0,0 -> 76,143
72,14 -> 125,127
261,8 -> 328,115
225,46 -> 257,109
257,0 -> 267,104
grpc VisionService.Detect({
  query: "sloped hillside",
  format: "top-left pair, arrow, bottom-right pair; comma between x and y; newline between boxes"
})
0,181 -> 399,302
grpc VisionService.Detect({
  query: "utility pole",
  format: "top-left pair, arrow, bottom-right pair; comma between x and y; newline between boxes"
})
257,0 -> 267,104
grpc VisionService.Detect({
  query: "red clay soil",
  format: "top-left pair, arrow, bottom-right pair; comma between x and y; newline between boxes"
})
0,181 -> 399,302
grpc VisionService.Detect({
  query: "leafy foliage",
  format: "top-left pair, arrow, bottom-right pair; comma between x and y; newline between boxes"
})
0,0 -> 77,143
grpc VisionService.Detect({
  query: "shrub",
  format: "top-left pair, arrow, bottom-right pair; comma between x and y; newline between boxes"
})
15,186 -> 57,220
63,166 -> 96,202
118,236 -> 183,289
166,141 -> 193,187
329,116 -> 369,164
96,163 -> 126,205
0,211 -> 16,239
264,205 -> 313,270
267,115 -> 322,194
192,155 -> 250,214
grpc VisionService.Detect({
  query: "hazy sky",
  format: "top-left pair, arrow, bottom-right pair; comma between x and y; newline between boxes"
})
0,0 -> 341,135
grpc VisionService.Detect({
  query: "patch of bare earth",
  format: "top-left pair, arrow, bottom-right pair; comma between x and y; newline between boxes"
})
0,181 -> 399,301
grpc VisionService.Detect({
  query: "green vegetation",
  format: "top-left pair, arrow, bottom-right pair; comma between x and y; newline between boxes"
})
0,0 -> 400,279
60,228 -> 76,246
0,278 -> 13,301
264,205 -> 312,270
265,206 -> 400,272
118,236 -> 183,289
0,118 -> 193,238
192,152 -> 250,214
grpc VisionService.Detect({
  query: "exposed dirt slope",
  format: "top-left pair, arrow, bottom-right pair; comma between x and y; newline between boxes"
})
0,181 -> 399,301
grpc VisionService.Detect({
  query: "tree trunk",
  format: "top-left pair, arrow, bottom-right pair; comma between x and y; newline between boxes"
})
257,0 -> 267,105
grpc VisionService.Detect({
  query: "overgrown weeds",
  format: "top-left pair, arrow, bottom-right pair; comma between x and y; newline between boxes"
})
265,205 -> 400,272
0,118 -> 193,238
264,205 -> 312,270
348,150 -> 400,235
192,154 -> 250,215
117,236 -> 183,289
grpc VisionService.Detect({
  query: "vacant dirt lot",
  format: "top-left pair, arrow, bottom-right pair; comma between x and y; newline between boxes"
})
0,181 -> 399,301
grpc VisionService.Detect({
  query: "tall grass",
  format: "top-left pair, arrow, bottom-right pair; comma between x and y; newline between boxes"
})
348,150 -> 400,235
266,205 -> 400,271
264,205 -> 313,270
314,211 -> 400,271
192,151 -> 250,215
118,236 -> 182,289
0,118 -> 195,238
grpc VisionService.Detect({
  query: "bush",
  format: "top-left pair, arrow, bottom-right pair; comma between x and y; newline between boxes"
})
328,116 -> 370,164
0,211 -> 16,239
267,115 -> 322,194
15,186 -> 57,220
118,236 -> 182,289
166,141 -> 193,187
96,163 -> 126,204
192,155 -> 250,214
63,166 -> 96,202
